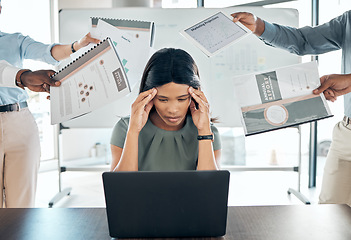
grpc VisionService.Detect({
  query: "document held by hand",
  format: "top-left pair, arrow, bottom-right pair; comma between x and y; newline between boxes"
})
181,12 -> 251,57
90,17 -> 155,47
50,38 -> 131,125
233,61 -> 333,136
90,19 -> 152,89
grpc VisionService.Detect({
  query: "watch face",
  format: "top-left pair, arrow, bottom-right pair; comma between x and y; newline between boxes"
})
198,135 -> 214,141
264,104 -> 289,126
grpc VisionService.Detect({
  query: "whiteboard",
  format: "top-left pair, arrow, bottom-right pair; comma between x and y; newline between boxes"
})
58,7 -> 299,128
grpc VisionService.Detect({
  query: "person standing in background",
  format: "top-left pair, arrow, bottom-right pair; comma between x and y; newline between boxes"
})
0,0 -> 100,207
232,11 -> 351,206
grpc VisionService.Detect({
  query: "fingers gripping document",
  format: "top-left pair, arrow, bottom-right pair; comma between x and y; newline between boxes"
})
181,12 -> 251,57
91,19 -> 151,88
233,61 -> 333,136
72,18 -> 153,89
50,38 -> 131,125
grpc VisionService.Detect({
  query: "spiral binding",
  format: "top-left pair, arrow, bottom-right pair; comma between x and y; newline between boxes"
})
90,17 -> 152,31
90,16 -> 151,24
52,37 -> 110,78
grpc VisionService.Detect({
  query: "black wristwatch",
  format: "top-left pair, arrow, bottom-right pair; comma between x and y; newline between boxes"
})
197,134 -> 214,141
71,41 -> 77,53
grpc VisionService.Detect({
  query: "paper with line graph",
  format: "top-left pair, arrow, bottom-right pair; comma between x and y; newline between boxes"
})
181,12 -> 251,57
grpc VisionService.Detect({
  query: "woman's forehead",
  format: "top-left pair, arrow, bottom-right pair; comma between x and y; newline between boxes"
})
156,82 -> 189,96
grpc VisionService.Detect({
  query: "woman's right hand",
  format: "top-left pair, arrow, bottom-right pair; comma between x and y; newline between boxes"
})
129,88 -> 157,133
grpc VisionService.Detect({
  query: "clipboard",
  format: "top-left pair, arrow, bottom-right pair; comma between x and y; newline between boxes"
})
181,12 -> 251,57
50,37 -> 131,125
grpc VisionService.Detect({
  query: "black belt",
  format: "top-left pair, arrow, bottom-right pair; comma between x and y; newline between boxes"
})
343,116 -> 351,126
0,102 -> 28,112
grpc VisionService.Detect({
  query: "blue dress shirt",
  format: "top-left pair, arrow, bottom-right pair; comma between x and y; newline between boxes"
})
0,31 -> 58,105
259,10 -> 351,118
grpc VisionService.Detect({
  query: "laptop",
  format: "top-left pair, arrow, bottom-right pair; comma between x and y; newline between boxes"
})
102,170 -> 230,238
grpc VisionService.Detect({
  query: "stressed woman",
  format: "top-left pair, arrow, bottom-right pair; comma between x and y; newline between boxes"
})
110,48 -> 221,171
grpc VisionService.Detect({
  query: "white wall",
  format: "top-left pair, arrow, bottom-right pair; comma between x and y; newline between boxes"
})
58,0 -> 113,9
57,0 -> 153,9
61,128 -> 112,161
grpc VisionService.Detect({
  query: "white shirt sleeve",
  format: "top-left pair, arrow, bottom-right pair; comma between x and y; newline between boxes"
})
0,60 -> 21,88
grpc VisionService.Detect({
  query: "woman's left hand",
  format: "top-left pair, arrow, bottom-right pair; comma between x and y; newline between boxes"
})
188,87 -> 212,134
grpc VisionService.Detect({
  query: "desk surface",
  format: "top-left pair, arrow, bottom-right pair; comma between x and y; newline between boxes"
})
0,205 -> 350,240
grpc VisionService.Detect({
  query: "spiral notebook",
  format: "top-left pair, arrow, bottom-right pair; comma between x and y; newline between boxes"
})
50,37 -> 131,125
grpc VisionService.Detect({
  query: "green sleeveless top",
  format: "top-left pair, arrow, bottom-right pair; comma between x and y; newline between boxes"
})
110,114 -> 221,171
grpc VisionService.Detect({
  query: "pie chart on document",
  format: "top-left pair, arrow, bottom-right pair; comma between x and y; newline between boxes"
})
264,105 -> 289,126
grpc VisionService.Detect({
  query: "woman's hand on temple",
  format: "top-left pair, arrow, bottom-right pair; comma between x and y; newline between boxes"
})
188,87 -> 212,135
129,88 -> 157,133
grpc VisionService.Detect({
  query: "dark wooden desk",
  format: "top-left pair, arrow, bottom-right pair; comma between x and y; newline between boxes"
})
0,205 -> 350,240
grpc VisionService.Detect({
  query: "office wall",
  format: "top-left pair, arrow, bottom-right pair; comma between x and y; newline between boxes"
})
58,0 -> 113,9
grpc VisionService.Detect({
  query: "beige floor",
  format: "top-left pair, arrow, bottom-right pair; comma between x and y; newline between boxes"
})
35,167 -> 321,208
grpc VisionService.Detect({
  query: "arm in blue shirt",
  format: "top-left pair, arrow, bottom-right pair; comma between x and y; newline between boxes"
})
260,11 -> 349,56
17,34 -> 58,65
0,31 -> 58,68
16,32 -> 100,64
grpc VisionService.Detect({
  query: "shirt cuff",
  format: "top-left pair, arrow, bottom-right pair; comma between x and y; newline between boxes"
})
259,20 -> 277,43
2,64 -> 21,88
46,43 -> 60,66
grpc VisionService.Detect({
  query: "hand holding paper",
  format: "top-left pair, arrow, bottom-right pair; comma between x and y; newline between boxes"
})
233,61 -> 333,136
181,12 -> 251,57
313,73 -> 351,102
74,32 -> 101,50
20,69 -> 59,93
50,38 -> 131,124
90,19 -> 152,88
231,12 -> 265,36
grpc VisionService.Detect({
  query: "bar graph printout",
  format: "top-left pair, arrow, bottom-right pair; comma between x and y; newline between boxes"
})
181,12 -> 251,57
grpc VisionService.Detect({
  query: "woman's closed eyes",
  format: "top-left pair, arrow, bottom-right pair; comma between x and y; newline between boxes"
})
156,95 -> 190,103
